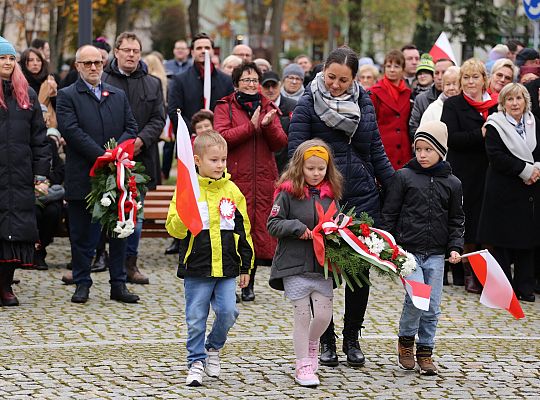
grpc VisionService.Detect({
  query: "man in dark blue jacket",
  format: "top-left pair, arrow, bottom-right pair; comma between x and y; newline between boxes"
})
163,32 -> 235,255
57,45 -> 140,304
102,32 -> 166,285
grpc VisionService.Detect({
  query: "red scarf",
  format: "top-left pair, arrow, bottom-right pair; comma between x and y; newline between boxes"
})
463,92 -> 498,120
380,77 -> 408,103
195,62 -> 215,78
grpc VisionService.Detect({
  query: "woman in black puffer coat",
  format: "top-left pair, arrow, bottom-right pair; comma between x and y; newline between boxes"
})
0,36 -> 50,306
288,47 -> 394,368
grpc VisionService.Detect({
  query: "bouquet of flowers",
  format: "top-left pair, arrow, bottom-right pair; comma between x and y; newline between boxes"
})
312,203 -> 417,290
85,138 -> 148,238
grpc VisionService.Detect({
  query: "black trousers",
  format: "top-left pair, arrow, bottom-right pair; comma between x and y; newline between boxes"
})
35,201 -> 62,248
323,271 -> 370,337
493,246 -> 535,296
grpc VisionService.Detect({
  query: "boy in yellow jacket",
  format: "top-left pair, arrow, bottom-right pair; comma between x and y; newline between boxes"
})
166,131 -> 254,387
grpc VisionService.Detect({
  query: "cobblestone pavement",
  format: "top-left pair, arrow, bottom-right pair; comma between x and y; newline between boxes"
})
1,237 -> 539,399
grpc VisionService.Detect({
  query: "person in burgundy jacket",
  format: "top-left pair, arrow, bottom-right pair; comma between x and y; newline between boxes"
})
369,50 -> 412,170
214,62 -> 287,301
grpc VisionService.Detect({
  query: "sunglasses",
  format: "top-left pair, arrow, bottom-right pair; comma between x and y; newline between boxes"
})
77,60 -> 103,68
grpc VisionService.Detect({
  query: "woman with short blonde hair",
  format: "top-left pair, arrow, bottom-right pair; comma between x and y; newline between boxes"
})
441,58 -> 498,293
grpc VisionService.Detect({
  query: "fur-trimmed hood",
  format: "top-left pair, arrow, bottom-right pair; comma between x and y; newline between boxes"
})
274,180 -> 334,200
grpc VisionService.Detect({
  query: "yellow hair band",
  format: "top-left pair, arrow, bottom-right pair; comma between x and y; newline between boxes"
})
304,146 -> 329,162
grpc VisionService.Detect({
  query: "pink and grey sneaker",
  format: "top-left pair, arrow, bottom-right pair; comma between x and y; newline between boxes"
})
295,358 -> 320,387
308,339 -> 319,372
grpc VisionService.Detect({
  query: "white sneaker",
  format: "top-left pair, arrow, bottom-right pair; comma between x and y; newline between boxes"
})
186,360 -> 204,386
205,348 -> 221,377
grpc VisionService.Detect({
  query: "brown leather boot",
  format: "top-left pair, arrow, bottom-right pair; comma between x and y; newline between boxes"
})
464,263 -> 482,294
126,255 -> 149,284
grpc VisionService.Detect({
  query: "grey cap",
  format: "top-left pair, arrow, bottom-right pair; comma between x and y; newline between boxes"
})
283,63 -> 305,79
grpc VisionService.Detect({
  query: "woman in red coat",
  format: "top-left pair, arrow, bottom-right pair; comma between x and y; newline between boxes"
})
370,50 -> 412,170
214,62 -> 288,301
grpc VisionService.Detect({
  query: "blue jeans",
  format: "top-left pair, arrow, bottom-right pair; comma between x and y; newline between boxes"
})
126,193 -> 145,257
184,276 -> 239,367
398,253 -> 444,349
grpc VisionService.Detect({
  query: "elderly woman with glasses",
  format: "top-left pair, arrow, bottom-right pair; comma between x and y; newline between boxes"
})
477,83 -> 540,303
214,62 -> 287,302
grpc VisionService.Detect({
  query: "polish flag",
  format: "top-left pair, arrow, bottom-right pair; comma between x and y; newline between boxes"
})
401,277 -> 431,311
429,32 -> 458,66
465,250 -> 525,319
203,50 -> 211,110
175,110 -> 203,236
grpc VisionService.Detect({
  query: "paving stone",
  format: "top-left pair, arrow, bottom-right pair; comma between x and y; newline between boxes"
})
0,237 -> 539,398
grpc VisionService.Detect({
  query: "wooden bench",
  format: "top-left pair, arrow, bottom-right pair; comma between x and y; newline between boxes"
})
141,185 -> 175,238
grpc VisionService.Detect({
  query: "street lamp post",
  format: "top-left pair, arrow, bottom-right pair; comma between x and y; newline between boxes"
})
78,0 -> 92,47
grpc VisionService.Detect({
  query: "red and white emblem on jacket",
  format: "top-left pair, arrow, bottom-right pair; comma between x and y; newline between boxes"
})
270,204 -> 280,217
219,198 -> 236,219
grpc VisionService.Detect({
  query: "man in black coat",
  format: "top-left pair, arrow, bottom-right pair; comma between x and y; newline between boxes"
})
260,71 -> 296,173
56,45 -> 139,304
164,32 -> 234,176
163,32 -> 235,255
102,32 -> 166,284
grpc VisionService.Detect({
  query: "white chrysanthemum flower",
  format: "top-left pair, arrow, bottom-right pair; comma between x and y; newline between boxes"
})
365,232 -> 385,255
400,251 -> 417,277
100,197 -> 112,207
137,202 -> 143,210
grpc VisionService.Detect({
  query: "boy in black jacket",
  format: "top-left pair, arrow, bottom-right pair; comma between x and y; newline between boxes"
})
381,120 -> 465,375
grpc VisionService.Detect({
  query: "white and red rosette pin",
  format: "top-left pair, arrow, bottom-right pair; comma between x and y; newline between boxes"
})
219,198 -> 236,219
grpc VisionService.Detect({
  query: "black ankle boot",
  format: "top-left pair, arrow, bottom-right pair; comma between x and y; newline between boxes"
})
342,326 -> 365,367
319,328 -> 339,367
242,266 -> 256,301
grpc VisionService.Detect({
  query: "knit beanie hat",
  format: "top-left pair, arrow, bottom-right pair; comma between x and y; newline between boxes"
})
283,63 -> 305,79
414,120 -> 448,160
416,54 -> 435,76
0,36 -> 16,56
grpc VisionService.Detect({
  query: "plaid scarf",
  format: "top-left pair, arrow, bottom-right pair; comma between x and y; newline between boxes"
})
311,71 -> 361,138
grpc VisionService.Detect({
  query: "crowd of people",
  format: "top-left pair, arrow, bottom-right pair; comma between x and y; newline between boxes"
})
0,31 -> 539,388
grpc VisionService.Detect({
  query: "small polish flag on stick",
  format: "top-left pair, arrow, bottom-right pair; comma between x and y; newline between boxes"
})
175,109 -> 203,236
401,277 -> 432,311
429,32 -> 458,66
463,250 -> 525,319
203,50 -> 211,110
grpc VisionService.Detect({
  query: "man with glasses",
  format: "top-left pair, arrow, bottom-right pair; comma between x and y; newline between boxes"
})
281,63 -> 305,101
101,32 -> 166,285
232,44 -> 253,62
165,32 -> 234,255
260,71 -> 297,173
165,40 -> 192,77
56,45 -> 140,304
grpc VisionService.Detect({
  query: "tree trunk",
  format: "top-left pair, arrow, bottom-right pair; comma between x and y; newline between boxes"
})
48,0 -> 57,71
55,3 -> 69,68
348,0 -> 362,54
0,0 -> 8,36
115,0 -> 131,39
188,0 -> 199,37
269,0 -> 284,72
244,0 -> 269,36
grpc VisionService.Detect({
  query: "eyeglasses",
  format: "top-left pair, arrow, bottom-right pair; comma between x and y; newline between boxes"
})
77,60 -> 103,68
118,48 -> 141,55
285,76 -> 302,82
239,78 -> 259,84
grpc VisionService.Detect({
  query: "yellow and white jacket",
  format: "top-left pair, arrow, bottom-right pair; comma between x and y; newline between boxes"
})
166,172 -> 254,278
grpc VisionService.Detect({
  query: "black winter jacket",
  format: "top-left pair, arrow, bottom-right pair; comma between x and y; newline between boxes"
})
102,60 -> 166,190
380,159 -> 464,256
288,85 -> 394,223
167,65 -> 234,132
0,82 -> 50,242
56,78 -> 138,200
